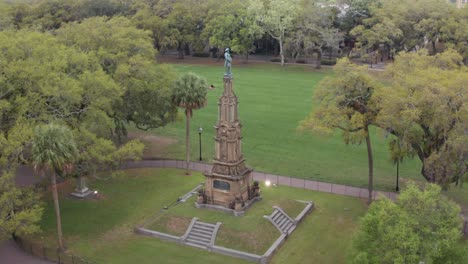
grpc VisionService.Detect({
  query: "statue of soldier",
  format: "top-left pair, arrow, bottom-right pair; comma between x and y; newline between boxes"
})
224,48 -> 232,76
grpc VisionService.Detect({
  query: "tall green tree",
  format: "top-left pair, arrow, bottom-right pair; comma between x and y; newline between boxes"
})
32,123 -> 78,251
0,30 -> 120,168
285,0 -> 343,68
353,183 -> 464,264
351,0 -> 467,60
377,50 -> 467,185
0,172 -> 43,239
300,58 -> 380,204
249,0 -> 300,66
131,5 -> 177,53
171,73 -> 208,174
165,0 -> 208,58
56,16 -> 178,139
203,0 -> 262,61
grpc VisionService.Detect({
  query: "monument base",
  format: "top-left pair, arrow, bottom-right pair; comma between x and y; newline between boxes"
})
195,196 -> 262,216
70,187 -> 94,199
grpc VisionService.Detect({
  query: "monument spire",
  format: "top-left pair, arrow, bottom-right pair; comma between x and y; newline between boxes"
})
197,57 -> 259,213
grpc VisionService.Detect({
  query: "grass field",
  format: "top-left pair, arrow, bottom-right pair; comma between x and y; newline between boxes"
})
137,63 -> 421,191
28,168 -> 366,264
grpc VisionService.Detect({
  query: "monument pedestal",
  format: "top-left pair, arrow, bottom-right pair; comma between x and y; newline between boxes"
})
70,176 -> 93,198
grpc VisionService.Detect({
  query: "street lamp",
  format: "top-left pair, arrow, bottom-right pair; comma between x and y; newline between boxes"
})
198,127 -> 203,161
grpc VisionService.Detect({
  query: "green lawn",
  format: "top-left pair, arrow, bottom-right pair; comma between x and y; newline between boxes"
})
29,168 -> 366,264
139,63 -> 421,191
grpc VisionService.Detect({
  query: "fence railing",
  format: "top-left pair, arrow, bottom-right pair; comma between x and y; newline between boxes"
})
13,236 -> 96,264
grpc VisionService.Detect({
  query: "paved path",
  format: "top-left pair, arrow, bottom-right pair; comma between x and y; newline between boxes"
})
0,240 -> 52,264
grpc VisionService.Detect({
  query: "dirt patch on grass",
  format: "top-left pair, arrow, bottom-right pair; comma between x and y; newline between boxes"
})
147,215 -> 191,236
166,216 -> 191,235
216,223 -> 278,254
99,223 -> 134,243
127,131 -> 177,159
273,199 -> 306,218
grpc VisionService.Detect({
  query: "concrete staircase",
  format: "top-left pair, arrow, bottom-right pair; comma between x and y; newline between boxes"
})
264,207 -> 296,235
183,218 -> 221,249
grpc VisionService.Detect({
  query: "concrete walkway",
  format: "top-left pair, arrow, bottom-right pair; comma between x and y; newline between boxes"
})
0,240 -> 52,264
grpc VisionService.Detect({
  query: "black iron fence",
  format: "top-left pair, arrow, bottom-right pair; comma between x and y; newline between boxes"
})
13,236 -> 96,264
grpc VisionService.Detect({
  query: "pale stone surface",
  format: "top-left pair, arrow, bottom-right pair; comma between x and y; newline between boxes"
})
331,184 -> 346,195
291,178 -> 305,189
344,186 -> 361,197
278,176 -> 290,186
304,180 -> 319,191
318,182 -> 332,193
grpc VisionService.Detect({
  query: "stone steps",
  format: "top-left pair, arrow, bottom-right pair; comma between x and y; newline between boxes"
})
183,219 -> 221,250
265,208 -> 295,234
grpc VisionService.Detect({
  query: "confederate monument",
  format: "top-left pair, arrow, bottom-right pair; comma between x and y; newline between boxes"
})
197,48 -> 259,213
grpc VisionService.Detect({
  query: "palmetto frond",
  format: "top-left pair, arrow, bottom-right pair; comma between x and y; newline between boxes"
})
172,72 -> 208,115
32,124 -> 78,173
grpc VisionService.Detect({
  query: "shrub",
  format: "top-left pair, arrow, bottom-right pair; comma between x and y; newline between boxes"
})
192,52 -> 210,57
295,59 -> 307,64
270,58 -> 288,63
320,59 -> 337,65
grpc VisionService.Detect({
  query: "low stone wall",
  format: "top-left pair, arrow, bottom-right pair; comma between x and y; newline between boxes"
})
211,245 -> 262,263
295,202 -> 314,223
261,234 -> 287,264
135,227 -> 181,244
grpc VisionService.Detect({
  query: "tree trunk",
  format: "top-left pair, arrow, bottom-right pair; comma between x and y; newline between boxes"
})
316,50 -> 322,69
178,43 -> 184,59
279,38 -> 284,67
421,162 -> 436,183
365,126 -> 374,205
185,111 -> 191,174
51,172 -> 64,251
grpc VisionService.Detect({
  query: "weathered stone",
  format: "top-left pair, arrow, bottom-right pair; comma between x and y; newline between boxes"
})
201,76 -> 257,209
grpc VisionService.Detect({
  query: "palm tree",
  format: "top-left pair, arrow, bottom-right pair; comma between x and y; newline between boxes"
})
172,72 -> 208,174
32,123 -> 77,251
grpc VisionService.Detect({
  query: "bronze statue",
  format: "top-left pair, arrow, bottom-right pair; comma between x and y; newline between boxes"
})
224,48 -> 232,75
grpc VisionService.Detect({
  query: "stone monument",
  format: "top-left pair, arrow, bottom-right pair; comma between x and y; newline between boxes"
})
70,176 -> 93,198
197,53 -> 260,213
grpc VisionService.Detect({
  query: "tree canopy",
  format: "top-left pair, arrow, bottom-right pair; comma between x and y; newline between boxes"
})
353,183 -> 464,264
0,172 -> 43,238
56,16 -> 178,137
377,50 -> 467,185
300,58 -> 380,203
